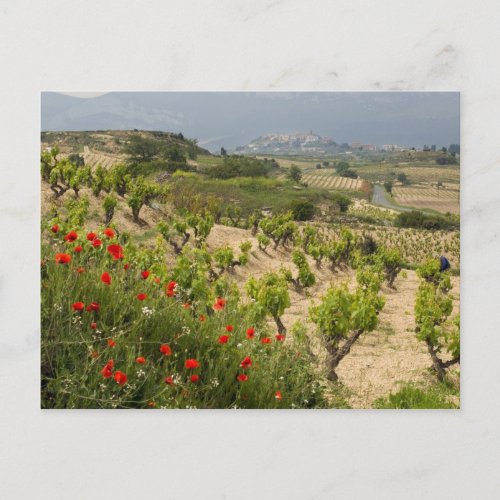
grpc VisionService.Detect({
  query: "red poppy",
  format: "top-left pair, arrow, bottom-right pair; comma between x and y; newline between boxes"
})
100,359 -> 114,378
213,297 -> 226,311
114,370 -> 127,386
107,339 -> 116,347
141,270 -> 150,279
124,262 -> 130,270
107,244 -> 124,260
183,303 -> 191,309
135,356 -> 146,364
167,280 -> 176,290
199,315 -> 206,322
240,356 -> 252,369
90,322 -> 97,330
160,344 -> 172,356
225,325 -> 233,332
218,335 -> 230,344
148,401 -> 156,407
190,374 -> 199,383
86,232 -> 97,241
166,289 -> 175,297
165,376 -> 174,385
51,224 -> 59,233
137,293 -> 147,301
261,337 -> 272,344
275,391 -> 282,400
101,272 -> 111,285
86,301 -> 100,311
92,238 -> 102,248
185,359 -> 199,369
275,334 -> 286,341
76,267 -> 85,273
72,301 -> 84,311
104,228 -> 115,238
74,245 -> 83,253
154,277 -> 160,284
101,364 -> 113,378
55,253 -> 72,264
237,374 -> 248,382
246,327 -> 255,339
64,231 -> 78,242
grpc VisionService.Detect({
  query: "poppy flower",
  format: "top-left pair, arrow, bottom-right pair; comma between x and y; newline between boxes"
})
164,376 -> 174,385
107,244 -> 124,260
275,334 -> 286,341
76,267 -> 85,273
190,374 -> 199,383
218,335 -> 230,344
240,356 -> 252,369
90,322 -> 97,330
147,401 -> 156,408
135,356 -> 146,364
213,297 -> 226,311
137,293 -> 147,301
86,301 -> 100,311
275,391 -> 282,400
261,337 -> 272,344
72,301 -> 84,311
92,238 -> 102,248
124,262 -> 130,270
107,339 -> 116,347
86,232 -> 97,241
51,224 -> 59,233
167,280 -> 177,290
185,359 -> 199,369
160,344 -> 172,356
246,327 -> 255,339
104,228 -> 115,238
55,253 -> 72,264
101,272 -> 111,285
74,245 -> 83,253
101,364 -> 113,378
64,231 -> 78,242
199,315 -> 206,322
153,277 -> 160,284
114,370 -> 127,386
141,270 -> 150,280
183,303 -> 191,309
225,325 -> 233,332
237,374 -> 248,382
166,288 -> 175,297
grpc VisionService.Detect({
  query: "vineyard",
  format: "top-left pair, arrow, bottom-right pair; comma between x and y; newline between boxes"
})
40,135 -> 460,409
392,184 -> 459,214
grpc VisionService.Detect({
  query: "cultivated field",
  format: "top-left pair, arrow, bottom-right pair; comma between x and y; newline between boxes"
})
392,184 -> 459,214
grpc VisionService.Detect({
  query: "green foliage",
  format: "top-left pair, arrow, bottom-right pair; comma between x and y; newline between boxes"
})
330,192 -> 351,213
246,272 -> 290,333
310,268 -> 385,380
335,161 -> 350,174
291,200 -> 315,221
109,164 -> 132,197
258,212 -> 298,249
374,383 -> 458,409
291,250 -> 316,288
375,247 -> 403,288
65,196 -> 90,227
127,177 -> 163,222
257,233 -> 271,251
289,165 -> 302,183
384,181 -> 393,194
394,210 -> 459,231
123,134 -> 162,164
325,228 -> 355,271
103,194 -> 118,225
339,168 -> 358,179
205,156 -> 270,179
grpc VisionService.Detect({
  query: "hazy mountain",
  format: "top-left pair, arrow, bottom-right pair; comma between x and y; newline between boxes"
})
41,92 -> 460,153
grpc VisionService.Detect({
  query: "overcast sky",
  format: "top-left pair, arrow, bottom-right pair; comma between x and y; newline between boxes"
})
42,92 -> 460,151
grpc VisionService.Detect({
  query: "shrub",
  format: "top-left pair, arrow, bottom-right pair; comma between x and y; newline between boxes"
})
291,200 -> 315,221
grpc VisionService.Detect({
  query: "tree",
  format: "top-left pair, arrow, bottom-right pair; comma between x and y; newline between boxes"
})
335,161 -> 350,174
220,147 -> 227,157
330,193 -> 351,213
124,135 -> 162,164
397,173 -> 410,185
340,169 -> 358,179
246,272 -> 290,334
310,267 -> 385,380
162,144 -> 188,172
291,200 -> 315,221
289,165 -> 302,183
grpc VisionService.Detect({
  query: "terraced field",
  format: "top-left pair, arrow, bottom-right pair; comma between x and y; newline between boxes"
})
392,184 -> 459,214
82,146 -> 124,169
277,171 -> 362,191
